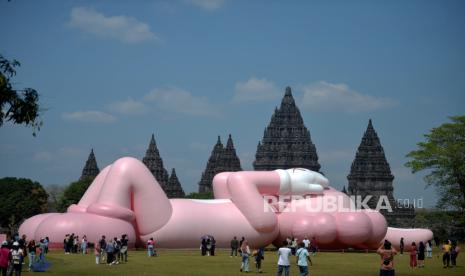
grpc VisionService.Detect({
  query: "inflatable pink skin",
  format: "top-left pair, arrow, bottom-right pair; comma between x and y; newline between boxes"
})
20,157 -> 432,250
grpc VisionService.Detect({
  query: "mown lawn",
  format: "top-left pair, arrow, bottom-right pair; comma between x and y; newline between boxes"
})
27,247 -> 464,275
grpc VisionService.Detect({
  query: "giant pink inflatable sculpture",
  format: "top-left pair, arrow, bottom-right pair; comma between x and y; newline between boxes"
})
20,157 -> 432,250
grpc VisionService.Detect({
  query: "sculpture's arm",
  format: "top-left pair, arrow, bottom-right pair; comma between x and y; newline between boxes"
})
224,171 -> 280,233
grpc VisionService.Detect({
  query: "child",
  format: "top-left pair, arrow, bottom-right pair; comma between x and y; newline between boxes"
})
94,245 -> 101,265
409,242 -> 417,268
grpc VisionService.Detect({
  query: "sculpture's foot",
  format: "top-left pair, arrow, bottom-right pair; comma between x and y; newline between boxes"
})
19,212 -> 136,248
385,227 -> 433,251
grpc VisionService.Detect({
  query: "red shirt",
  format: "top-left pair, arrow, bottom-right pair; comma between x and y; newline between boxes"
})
0,247 -> 11,268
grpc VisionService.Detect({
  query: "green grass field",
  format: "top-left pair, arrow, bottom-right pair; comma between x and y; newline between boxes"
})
28,248 -> 463,275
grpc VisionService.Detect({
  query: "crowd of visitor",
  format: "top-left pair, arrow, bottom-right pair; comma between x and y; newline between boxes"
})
0,234 -> 50,275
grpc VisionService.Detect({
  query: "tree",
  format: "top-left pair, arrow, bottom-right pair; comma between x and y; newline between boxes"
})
405,116 -> 465,212
0,54 -> 42,136
57,177 -> 94,212
185,192 -> 214,199
0,177 -> 48,234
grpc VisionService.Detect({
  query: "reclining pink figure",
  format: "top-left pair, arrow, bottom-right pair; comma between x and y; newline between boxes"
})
20,157 -> 432,250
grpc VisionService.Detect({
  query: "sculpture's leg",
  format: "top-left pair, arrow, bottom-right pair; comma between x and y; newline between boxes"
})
221,171 -> 281,233
86,157 -> 172,236
68,165 -> 112,213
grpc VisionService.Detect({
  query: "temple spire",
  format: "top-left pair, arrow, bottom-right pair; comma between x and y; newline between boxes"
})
166,168 -> 185,198
198,135 -> 242,193
254,86 -> 320,172
80,149 -> 100,180
142,133 -> 170,194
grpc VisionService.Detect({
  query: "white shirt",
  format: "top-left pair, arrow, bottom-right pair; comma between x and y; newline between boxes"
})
303,239 -> 310,248
277,247 -> 292,266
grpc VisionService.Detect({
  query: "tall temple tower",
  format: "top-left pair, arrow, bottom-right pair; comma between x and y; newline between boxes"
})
80,149 -> 100,180
142,134 -> 178,197
347,119 -> 415,227
253,86 -> 321,172
198,135 -> 242,193
166,168 -> 185,198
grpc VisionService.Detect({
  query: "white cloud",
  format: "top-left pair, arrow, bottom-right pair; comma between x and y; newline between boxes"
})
144,87 -> 222,117
300,81 -> 397,113
69,7 -> 157,43
186,0 -> 226,11
62,110 -> 116,123
233,77 -> 280,103
108,98 -> 148,115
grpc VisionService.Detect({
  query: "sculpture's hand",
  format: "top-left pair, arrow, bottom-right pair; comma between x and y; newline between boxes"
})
275,168 -> 329,195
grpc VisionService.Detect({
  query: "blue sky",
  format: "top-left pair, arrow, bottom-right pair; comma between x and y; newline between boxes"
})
1,0 -> 464,207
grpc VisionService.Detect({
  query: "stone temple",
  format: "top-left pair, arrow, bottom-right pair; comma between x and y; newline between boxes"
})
198,135 -> 242,193
346,119 -> 415,227
142,134 -> 185,198
253,86 -> 321,172
80,149 -> 100,180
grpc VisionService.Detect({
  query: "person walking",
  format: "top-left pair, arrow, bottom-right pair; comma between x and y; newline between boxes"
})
426,240 -> 433,258
296,242 -> 312,276
377,240 -> 397,276
399,237 -> 404,255
276,241 -> 292,276
442,240 -> 451,268
450,240 -> 460,267
230,236 -> 239,257
418,241 -> 425,268
290,237 -> 298,256
240,240 -> 251,273
239,237 -> 245,256
302,237 -> 310,250
26,240 -> 36,271
409,242 -> 417,269
210,237 -> 216,256
206,239 -> 212,256
255,247 -> 264,273
0,241 -> 11,276
105,240 -> 115,265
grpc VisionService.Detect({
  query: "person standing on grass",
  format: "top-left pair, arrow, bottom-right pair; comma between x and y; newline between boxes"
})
409,242 -> 417,269
296,242 -> 312,276
310,237 -> 317,256
302,237 -> 310,251
81,235 -> 88,254
201,239 -> 207,256
450,240 -> 460,267
105,240 -> 115,265
276,240 -> 292,276
377,240 -> 397,276
206,239 -> 212,256
418,241 -> 425,268
399,238 -> 404,255
240,240 -> 251,273
211,237 -> 216,256
147,238 -> 155,257
94,244 -> 100,265
99,236 -> 107,263
26,240 -> 36,272
255,247 -> 264,273
10,241 -> 24,276
230,236 -> 239,257
44,237 -> 49,254
426,240 -> 433,258
0,241 -> 11,276
442,240 -> 451,268
239,237 -> 245,256
120,234 -> 129,263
